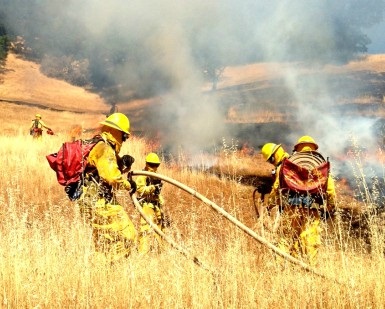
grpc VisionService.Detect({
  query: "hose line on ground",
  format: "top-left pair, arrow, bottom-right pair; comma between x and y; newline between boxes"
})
130,192 -> 215,274
130,170 -> 342,283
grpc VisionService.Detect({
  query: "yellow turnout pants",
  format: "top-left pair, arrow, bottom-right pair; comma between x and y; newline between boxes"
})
78,186 -> 137,262
277,206 -> 321,266
138,202 -> 164,254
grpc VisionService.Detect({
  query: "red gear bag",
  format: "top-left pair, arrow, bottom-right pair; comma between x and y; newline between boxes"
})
46,136 -> 102,186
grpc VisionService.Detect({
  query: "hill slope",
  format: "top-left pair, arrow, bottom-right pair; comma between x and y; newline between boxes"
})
0,53 -> 108,112
2,52 -> 385,142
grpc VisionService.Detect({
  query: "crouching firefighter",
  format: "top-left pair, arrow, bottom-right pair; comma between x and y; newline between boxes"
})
135,153 -> 169,254
76,112 -> 138,262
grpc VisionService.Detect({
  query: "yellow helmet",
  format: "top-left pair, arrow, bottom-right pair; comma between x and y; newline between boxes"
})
145,152 -> 161,165
294,135 -> 318,151
261,143 -> 281,161
100,112 -> 130,134
35,114 -> 42,119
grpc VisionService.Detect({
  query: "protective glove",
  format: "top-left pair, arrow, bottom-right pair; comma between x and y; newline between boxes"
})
154,183 -> 163,195
257,183 -> 272,195
121,155 -> 135,172
151,178 -> 162,186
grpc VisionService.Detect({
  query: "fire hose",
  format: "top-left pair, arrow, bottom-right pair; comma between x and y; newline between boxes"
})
130,170 -> 341,283
130,192 -> 214,274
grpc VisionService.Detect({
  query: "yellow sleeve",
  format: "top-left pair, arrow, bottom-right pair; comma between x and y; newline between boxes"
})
136,175 -> 155,197
87,141 -> 127,187
268,166 -> 280,205
326,174 -> 336,208
39,120 -> 50,130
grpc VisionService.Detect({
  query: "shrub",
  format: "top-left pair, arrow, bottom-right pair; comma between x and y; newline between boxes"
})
0,35 -> 8,64
40,54 -> 91,87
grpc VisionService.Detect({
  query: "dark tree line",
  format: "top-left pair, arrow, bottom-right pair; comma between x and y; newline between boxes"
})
0,11 -> 8,64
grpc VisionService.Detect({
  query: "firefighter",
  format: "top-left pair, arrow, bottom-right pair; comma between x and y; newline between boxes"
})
293,135 -> 337,215
293,135 -> 319,153
76,112 -> 138,262
29,114 -> 53,139
107,102 -> 119,117
135,152 -> 167,254
263,137 -> 336,266
261,143 -> 290,176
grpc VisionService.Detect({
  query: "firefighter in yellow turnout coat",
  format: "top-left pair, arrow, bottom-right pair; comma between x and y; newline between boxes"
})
77,113 -> 137,262
262,138 -> 336,266
30,114 -> 53,140
135,153 -> 166,254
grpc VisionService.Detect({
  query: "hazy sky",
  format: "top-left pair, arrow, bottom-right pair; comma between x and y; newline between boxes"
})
367,21 -> 385,53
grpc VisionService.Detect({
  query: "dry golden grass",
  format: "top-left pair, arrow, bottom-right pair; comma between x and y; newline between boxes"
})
0,134 -> 385,308
215,54 -> 385,89
226,106 -> 289,123
343,54 -> 385,73
0,101 -> 107,138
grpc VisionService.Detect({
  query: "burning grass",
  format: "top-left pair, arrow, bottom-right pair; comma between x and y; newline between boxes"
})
0,133 -> 385,307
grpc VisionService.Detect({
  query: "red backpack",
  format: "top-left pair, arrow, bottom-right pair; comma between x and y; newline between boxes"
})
46,136 -> 103,199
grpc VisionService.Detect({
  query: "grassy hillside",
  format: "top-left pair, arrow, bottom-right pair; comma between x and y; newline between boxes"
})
3,53 -> 385,137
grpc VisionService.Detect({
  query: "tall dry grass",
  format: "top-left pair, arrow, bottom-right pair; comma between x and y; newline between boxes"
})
0,132 -> 385,308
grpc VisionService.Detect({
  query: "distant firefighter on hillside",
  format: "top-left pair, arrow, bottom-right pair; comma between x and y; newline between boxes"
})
29,113 -> 54,139
107,102 -> 119,117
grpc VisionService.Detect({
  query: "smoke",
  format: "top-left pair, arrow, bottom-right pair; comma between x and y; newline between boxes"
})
367,20 -> 385,53
1,0 -> 385,158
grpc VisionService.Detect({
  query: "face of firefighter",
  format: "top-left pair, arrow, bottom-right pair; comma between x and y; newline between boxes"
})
271,153 -> 280,167
145,162 -> 160,172
102,126 -> 124,143
271,146 -> 287,166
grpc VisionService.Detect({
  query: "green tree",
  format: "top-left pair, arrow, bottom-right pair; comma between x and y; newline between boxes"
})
0,35 -> 8,61
0,16 -> 8,65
